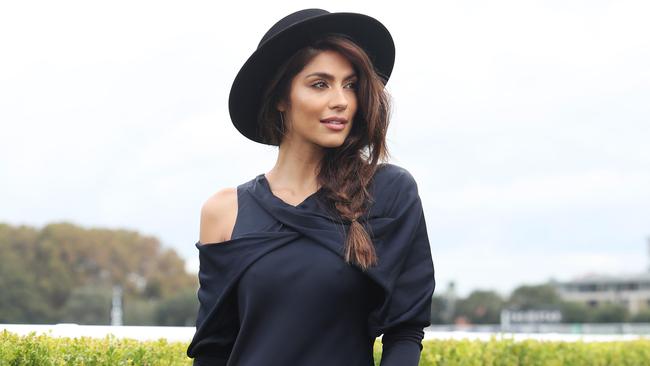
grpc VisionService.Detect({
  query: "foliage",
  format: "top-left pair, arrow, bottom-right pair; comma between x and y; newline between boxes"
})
430,295 -> 447,324
441,283 -> 648,325
455,290 -> 505,324
155,289 -> 199,327
0,330 -> 191,365
631,309 -> 650,323
60,285 -> 112,325
0,222 -> 198,325
558,300 -> 590,323
507,284 -> 562,310
4,331 -> 650,366
589,303 -> 629,323
414,336 -> 650,366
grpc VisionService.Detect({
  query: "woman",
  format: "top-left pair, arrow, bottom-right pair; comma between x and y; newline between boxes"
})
187,8 -> 435,366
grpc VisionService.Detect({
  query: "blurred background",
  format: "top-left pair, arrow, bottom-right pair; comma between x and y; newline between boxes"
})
1,0 -> 649,328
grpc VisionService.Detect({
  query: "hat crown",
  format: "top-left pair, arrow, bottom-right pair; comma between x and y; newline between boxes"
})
258,8 -> 330,48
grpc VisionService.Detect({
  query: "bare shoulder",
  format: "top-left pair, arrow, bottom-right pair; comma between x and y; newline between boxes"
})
199,187 -> 238,245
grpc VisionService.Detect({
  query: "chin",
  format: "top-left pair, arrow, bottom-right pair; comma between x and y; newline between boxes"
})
316,137 -> 347,149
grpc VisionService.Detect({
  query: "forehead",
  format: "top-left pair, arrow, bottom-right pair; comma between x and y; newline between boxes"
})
299,50 -> 355,75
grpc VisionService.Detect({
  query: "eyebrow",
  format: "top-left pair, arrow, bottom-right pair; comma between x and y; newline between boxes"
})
304,72 -> 358,81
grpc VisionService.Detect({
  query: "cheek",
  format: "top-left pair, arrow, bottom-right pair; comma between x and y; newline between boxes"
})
347,94 -> 358,116
291,90 -> 325,117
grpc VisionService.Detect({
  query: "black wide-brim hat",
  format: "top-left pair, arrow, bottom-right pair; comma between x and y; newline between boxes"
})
228,8 -> 395,146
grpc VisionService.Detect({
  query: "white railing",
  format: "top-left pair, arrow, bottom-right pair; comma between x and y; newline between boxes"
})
2,323 -> 650,343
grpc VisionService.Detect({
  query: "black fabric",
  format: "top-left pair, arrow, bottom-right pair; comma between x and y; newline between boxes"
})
186,163 -> 435,365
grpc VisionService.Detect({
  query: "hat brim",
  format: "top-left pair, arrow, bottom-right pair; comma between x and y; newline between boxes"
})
228,12 -> 395,146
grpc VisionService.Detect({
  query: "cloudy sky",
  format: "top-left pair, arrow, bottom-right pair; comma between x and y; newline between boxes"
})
1,0 -> 649,298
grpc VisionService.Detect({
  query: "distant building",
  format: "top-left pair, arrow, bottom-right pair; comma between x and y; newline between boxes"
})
553,238 -> 650,315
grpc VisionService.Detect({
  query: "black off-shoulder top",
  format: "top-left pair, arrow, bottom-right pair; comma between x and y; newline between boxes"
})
187,163 -> 435,366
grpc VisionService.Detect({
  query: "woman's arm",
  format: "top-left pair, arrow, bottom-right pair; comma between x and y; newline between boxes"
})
373,167 -> 435,366
380,323 -> 425,365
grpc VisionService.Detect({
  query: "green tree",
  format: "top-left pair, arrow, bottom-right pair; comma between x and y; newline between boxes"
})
0,224 -> 56,323
455,290 -> 504,324
558,300 -> 590,323
60,284 -> 112,325
507,284 -> 562,310
589,303 -> 628,323
155,288 -> 199,326
429,295 -> 447,324
123,296 -> 158,325
0,221 -> 198,325
630,309 -> 650,322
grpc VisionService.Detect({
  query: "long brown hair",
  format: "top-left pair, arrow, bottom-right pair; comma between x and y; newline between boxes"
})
257,34 -> 392,271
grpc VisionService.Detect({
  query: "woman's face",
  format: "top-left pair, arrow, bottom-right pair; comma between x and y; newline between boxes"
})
278,50 -> 358,148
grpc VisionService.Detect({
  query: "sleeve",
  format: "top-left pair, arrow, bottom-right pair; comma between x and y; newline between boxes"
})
375,168 -> 436,366
187,242 -> 239,366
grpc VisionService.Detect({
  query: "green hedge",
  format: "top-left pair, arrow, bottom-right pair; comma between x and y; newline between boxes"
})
413,337 -> 650,366
2,330 -> 650,365
0,330 -> 188,366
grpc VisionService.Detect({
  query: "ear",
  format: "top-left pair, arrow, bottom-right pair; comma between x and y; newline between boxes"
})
276,99 -> 287,112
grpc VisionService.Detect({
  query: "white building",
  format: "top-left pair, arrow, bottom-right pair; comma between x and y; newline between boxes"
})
554,239 -> 650,315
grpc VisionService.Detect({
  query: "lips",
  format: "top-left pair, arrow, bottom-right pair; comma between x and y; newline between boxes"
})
320,117 -> 348,124
320,117 -> 348,131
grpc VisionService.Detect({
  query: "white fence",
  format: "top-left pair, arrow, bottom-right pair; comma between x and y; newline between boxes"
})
3,323 -> 650,343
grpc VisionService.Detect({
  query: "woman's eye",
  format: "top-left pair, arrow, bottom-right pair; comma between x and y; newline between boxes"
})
311,81 -> 356,89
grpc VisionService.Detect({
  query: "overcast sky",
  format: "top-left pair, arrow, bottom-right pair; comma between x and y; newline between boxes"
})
1,0 -> 649,298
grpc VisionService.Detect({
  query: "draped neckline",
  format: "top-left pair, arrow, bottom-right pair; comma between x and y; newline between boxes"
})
256,173 -> 324,209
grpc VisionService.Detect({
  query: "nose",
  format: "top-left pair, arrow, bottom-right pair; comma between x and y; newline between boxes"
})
329,85 -> 348,111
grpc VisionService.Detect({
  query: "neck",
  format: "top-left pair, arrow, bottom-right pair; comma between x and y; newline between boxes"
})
267,138 -> 324,193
